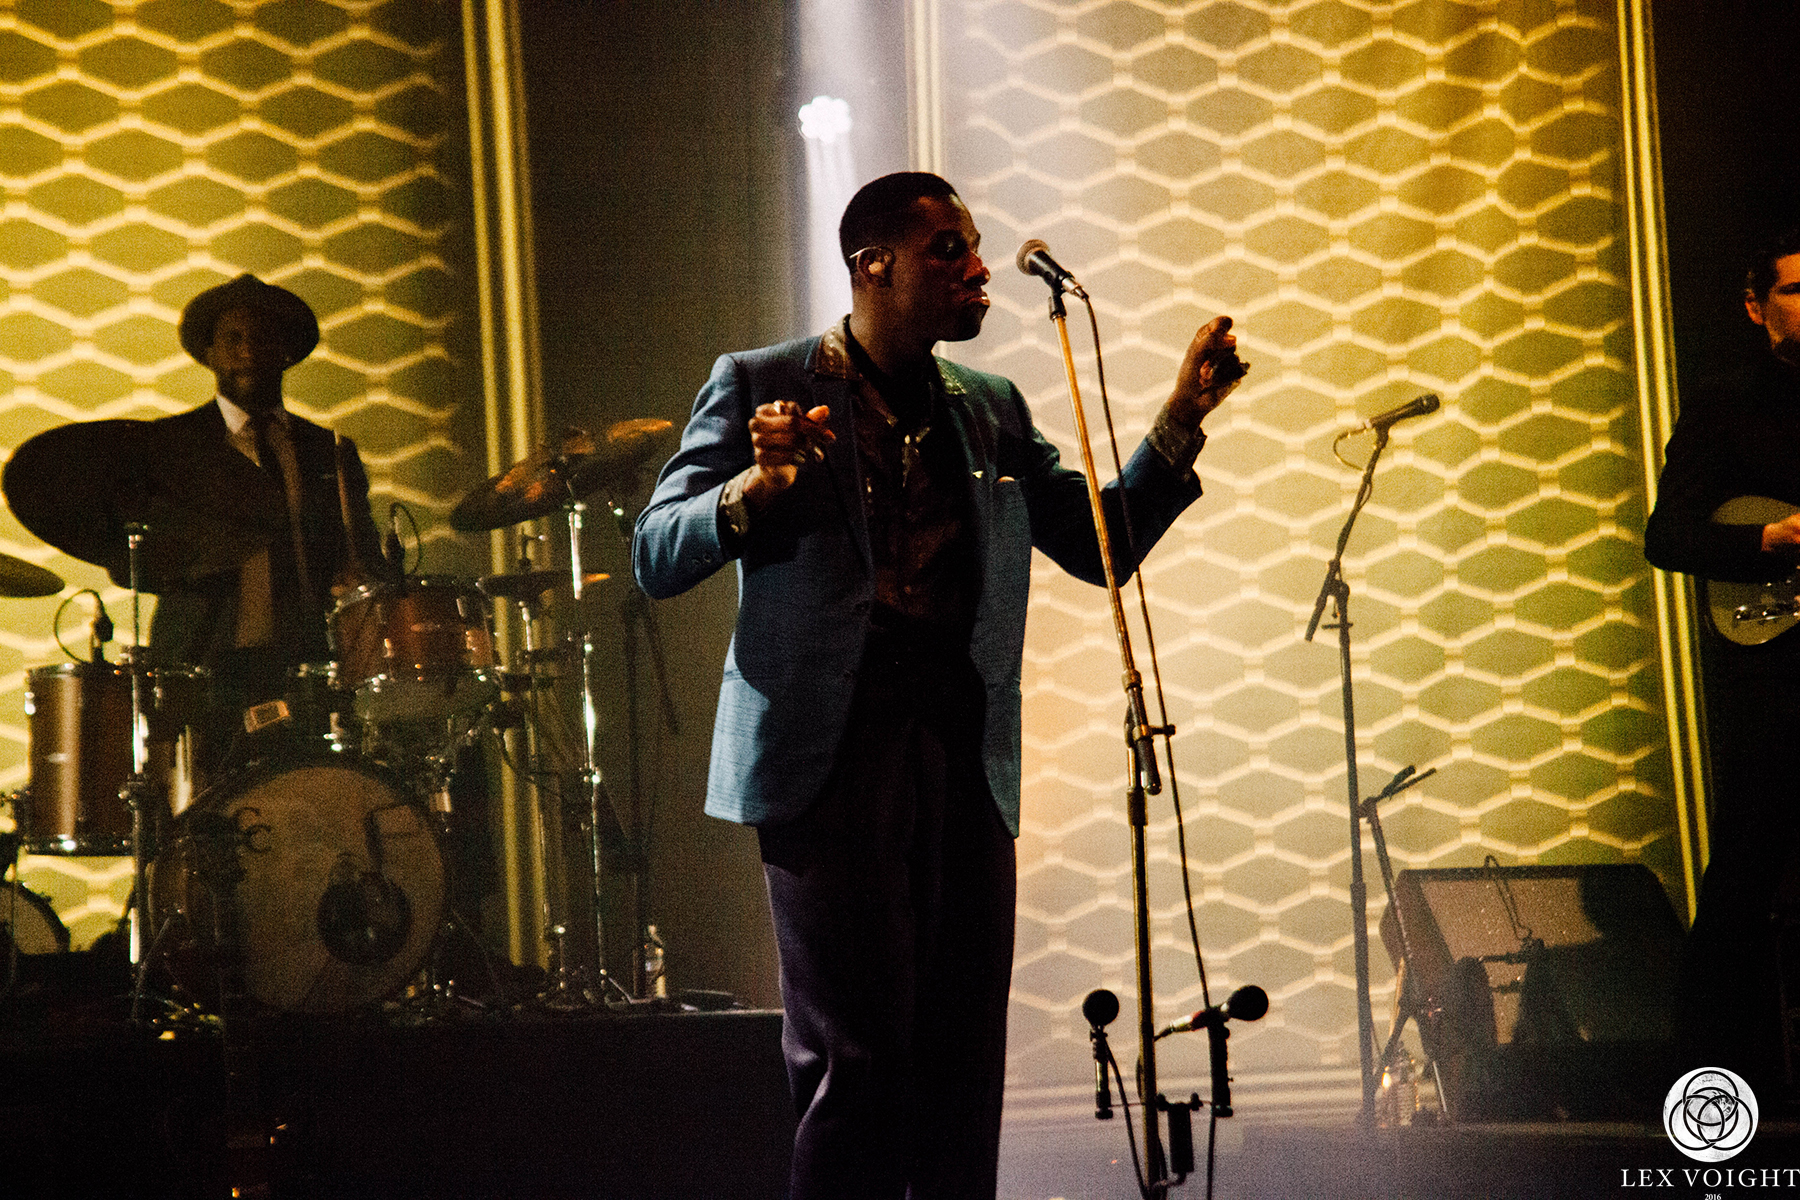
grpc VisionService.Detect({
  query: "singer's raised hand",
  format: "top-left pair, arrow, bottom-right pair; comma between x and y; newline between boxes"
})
1168,315 -> 1248,424
745,400 -> 834,507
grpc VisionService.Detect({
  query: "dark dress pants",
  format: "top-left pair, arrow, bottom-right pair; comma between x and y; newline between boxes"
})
1681,661 -> 1800,1094
758,635 -> 1016,1200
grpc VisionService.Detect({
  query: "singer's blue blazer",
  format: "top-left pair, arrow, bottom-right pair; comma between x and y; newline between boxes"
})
632,330 -> 1202,835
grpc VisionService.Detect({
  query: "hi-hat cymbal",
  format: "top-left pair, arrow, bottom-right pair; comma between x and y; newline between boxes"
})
449,419 -> 674,533
477,569 -> 610,601
4,419 -> 281,589
0,551 -> 62,598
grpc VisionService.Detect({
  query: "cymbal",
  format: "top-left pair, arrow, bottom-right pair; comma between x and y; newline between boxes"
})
449,418 -> 674,533
4,419 -> 281,589
478,569 -> 609,601
0,551 -> 62,598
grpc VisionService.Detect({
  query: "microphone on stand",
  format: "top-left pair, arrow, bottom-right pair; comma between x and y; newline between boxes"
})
384,502 -> 410,589
1342,393 -> 1440,436
1016,239 -> 1088,298
1082,988 -> 1120,1120
91,597 -> 114,663
1156,984 -> 1269,1037
1154,985 -> 1268,1119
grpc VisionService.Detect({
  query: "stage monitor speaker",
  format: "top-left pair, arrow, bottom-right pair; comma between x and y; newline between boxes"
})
1379,863 -> 1683,1121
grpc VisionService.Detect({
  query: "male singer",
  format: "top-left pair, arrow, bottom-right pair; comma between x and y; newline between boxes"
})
634,173 -> 1245,1197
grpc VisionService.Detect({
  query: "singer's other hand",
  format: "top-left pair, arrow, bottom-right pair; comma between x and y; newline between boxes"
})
1169,315 -> 1248,423
746,400 -> 834,507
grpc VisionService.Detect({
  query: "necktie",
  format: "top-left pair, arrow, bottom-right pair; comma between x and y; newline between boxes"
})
247,410 -> 315,648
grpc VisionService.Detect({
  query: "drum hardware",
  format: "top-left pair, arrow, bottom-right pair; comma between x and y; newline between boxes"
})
451,421 -> 676,1006
1,417 -> 495,1023
3,419 -> 286,978
487,547 -> 619,1011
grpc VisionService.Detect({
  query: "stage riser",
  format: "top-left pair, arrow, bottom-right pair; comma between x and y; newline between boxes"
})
0,1010 -> 793,1200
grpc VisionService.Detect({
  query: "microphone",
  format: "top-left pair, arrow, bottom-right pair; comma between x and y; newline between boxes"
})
1157,984 -> 1269,1038
1016,240 -> 1087,297
384,503 -> 406,575
91,598 -> 114,663
1343,393 -> 1440,435
317,858 -> 412,967
1082,988 -> 1120,1120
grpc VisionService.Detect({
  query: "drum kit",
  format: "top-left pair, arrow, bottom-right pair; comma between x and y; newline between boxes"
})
0,413 -> 674,1019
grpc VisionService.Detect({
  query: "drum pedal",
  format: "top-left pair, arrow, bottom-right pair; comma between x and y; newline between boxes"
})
243,699 -> 292,734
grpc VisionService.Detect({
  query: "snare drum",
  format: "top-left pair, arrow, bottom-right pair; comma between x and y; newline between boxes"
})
148,753 -> 444,1012
331,577 -> 498,728
23,662 -> 210,850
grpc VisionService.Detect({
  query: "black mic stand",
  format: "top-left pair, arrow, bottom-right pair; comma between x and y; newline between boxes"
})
1304,425 -> 1393,1127
1040,281 -> 1171,1187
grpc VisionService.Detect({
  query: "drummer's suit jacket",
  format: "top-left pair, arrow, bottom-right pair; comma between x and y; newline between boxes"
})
121,400 -> 383,673
632,331 -> 1203,836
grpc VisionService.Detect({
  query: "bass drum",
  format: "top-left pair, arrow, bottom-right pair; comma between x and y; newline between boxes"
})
1,881 -> 68,955
149,755 -> 443,1013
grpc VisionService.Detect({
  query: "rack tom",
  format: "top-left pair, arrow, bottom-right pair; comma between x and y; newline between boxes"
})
331,577 -> 497,728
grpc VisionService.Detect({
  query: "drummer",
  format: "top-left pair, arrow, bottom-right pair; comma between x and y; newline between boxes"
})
134,275 -> 387,773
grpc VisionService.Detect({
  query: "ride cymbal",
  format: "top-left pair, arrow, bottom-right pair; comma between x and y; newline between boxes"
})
4,419 -> 281,588
449,418 -> 673,532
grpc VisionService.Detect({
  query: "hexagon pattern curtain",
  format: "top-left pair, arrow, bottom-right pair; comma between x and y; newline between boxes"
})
931,0 -> 1667,1117
0,0 -> 467,942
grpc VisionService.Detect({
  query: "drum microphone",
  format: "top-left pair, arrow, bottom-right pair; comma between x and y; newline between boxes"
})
1082,988 -> 1119,1120
1157,984 -> 1269,1038
384,502 -> 406,578
317,855 -> 411,966
90,597 -> 113,663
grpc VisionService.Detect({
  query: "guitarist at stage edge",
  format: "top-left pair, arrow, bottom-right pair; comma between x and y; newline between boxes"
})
1646,223 -> 1800,1100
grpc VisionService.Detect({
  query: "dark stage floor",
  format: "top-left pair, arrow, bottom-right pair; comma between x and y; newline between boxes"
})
997,1116 -> 1800,1199
0,1000 -> 795,1199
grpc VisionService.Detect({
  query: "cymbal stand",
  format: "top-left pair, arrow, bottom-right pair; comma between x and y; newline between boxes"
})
121,524 -> 155,972
493,545 -> 621,1010
120,523 -> 191,1026
500,560 -> 592,1008
559,496 -> 633,1003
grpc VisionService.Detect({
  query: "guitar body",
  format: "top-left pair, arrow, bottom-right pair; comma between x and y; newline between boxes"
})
1708,495 -> 1800,645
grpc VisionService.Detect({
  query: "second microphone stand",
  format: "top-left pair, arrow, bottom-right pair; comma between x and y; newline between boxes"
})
1303,423 -> 1395,1126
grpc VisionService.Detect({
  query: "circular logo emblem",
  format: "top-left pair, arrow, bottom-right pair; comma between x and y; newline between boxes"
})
1663,1067 -> 1759,1162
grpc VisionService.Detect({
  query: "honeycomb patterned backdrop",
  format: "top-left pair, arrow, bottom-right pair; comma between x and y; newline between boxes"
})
0,0 -> 468,946
936,0 -> 1668,1118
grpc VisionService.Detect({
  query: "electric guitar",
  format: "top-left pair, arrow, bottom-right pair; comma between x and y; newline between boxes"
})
1708,495 -> 1800,645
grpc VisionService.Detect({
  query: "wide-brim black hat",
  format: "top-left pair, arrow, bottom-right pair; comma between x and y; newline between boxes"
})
178,274 -> 320,365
